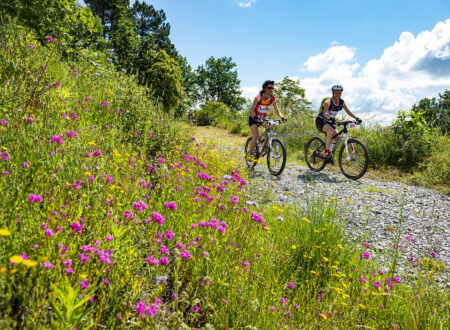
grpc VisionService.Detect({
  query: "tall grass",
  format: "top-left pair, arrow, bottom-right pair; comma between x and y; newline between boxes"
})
0,24 -> 448,328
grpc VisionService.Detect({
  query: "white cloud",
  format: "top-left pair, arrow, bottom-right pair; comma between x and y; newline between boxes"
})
240,85 -> 259,99
238,0 -> 258,8
241,19 -> 450,124
300,19 -> 450,124
303,45 -> 357,72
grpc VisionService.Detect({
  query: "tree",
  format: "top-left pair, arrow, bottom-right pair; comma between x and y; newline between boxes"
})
1,0 -> 103,49
412,89 -> 450,134
144,50 -> 185,115
176,55 -> 197,103
195,56 -> 245,112
110,8 -> 139,71
273,76 -> 311,117
84,0 -> 129,39
437,90 -> 450,134
131,1 -> 175,56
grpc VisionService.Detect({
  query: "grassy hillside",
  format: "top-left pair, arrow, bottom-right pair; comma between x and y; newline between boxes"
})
0,25 -> 448,329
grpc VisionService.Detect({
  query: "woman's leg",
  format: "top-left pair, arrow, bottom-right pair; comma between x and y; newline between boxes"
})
322,124 -> 338,151
249,124 -> 259,154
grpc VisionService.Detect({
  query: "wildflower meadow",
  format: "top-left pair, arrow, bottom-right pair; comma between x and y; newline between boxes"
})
0,24 -> 449,329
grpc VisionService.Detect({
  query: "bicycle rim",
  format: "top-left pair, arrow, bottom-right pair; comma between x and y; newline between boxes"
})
267,138 -> 286,176
305,137 -> 326,172
338,139 -> 369,180
244,137 -> 259,168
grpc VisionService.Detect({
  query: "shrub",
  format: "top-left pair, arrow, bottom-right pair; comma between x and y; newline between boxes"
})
411,137 -> 450,192
195,101 -> 230,126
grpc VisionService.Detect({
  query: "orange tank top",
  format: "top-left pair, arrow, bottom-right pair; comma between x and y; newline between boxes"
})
255,93 -> 276,119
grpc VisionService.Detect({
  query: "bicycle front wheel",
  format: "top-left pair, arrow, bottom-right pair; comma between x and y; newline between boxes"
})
267,138 -> 286,176
305,137 -> 326,172
338,139 -> 369,180
244,137 -> 259,168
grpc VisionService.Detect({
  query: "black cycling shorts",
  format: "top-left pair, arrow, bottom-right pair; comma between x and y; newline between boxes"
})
248,116 -> 259,127
315,116 -> 336,131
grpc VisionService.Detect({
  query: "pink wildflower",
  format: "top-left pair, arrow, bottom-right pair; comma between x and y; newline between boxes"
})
164,202 -> 177,211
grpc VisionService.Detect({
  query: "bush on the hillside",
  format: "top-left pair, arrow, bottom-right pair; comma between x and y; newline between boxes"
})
195,101 -> 229,126
411,137 -> 450,192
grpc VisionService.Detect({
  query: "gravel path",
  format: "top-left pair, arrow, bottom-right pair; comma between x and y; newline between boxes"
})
246,161 -> 450,275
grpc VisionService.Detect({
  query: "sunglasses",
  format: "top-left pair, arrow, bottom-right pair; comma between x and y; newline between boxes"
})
266,87 -> 274,90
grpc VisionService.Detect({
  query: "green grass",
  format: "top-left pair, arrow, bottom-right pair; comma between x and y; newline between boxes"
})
0,24 -> 449,329
361,185 -> 397,194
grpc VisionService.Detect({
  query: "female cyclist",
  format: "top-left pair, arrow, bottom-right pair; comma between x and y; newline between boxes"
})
248,80 -> 286,156
316,85 -> 361,158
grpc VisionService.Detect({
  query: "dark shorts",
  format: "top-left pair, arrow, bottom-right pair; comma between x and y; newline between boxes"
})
248,116 -> 259,127
315,116 -> 336,132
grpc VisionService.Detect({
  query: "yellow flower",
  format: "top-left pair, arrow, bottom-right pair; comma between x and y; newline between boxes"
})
291,245 -> 297,249
301,217 -> 310,223
359,303 -> 366,309
310,270 -> 317,274
0,267 -> 6,274
322,257 -> 329,262
10,269 -> 18,275
346,198 -> 353,203
84,172 -> 92,176
80,274 -> 88,279
337,244 -> 344,250
88,141 -> 96,146
23,260 -> 38,267
10,255 -> 23,264
0,228 -> 11,236
331,196 -> 336,200
42,256 -> 48,262
319,313 -> 327,320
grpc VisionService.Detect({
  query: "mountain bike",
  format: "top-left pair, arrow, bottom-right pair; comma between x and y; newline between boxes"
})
244,119 -> 287,176
304,120 -> 369,180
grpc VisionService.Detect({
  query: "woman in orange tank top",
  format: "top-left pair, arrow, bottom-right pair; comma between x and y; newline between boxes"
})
248,80 -> 286,156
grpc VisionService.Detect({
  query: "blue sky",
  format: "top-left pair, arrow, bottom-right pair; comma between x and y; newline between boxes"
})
146,0 -> 450,122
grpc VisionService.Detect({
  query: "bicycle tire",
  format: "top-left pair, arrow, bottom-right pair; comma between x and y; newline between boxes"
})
305,137 -> 326,172
267,138 -> 286,176
338,138 -> 369,180
244,137 -> 259,168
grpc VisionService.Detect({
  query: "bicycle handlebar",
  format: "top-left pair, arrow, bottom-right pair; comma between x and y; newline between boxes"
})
258,119 -> 285,126
336,120 -> 362,126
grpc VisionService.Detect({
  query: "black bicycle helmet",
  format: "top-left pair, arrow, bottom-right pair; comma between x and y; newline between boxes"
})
331,85 -> 343,92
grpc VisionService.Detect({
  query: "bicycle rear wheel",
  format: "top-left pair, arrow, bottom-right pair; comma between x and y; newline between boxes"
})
267,138 -> 286,176
305,137 -> 326,172
244,137 -> 259,168
338,139 -> 369,180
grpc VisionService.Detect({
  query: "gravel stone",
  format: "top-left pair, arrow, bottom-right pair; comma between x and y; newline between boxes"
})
246,162 -> 450,271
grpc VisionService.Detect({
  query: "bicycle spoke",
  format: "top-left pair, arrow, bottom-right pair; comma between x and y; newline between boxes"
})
267,139 -> 286,176
339,139 -> 369,179
305,137 -> 326,172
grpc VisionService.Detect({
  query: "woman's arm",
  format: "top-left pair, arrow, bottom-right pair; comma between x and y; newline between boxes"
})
250,96 -> 259,117
272,100 -> 285,119
343,102 -> 357,119
322,100 -> 331,119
